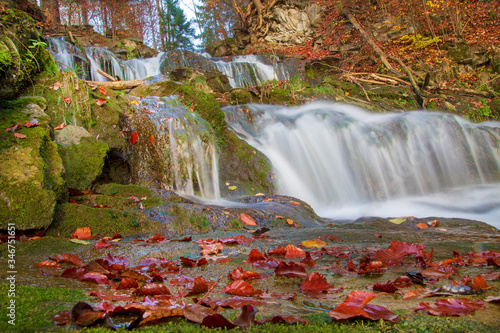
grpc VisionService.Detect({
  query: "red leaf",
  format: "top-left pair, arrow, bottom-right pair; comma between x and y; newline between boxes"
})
300,272 -> 332,292
62,97 -> 72,105
133,283 -> 171,296
130,131 -> 138,145
23,121 -> 39,128
149,134 -> 154,145
116,277 -> 139,289
415,298 -> 485,316
179,256 -> 208,267
93,239 -> 112,250
52,310 -> 70,325
171,236 -> 192,242
229,267 -> 262,281
472,275 -> 490,290
285,244 -> 306,258
5,123 -> 21,132
36,260 -> 61,268
252,257 -> 281,270
416,223 -> 429,229
222,280 -> 263,296
54,122 -> 67,130
322,234 -> 343,241
71,227 -> 92,240
78,272 -> 109,284
246,249 -> 267,262
61,267 -> 87,279
52,253 -> 82,266
98,86 -> 107,95
71,302 -> 106,327
402,287 -> 435,300
103,253 -> 129,270
329,291 -> 399,322
201,314 -> 238,329
186,276 -> 209,296
13,133 -> 27,139
240,213 -> 257,226
269,246 -> 287,256
370,281 -> 399,293
274,261 -> 308,279
96,98 -> 107,106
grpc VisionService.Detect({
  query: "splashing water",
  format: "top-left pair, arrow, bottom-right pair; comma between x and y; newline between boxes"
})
127,96 -> 220,199
224,102 -> 500,227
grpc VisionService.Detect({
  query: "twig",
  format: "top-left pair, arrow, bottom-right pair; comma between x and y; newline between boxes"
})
196,275 -> 223,305
349,78 -> 371,101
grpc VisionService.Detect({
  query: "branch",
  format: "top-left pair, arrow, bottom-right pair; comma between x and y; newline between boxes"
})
85,80 -> 143,90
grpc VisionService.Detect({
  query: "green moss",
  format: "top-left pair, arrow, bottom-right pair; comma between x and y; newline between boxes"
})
0,236 -> 78,258
169,203 -> 211,234
58,136 -> 109,190
96,183 -> 153,197
0,40 -> 12,71
0,283 -> 89,333
48,203 -> 163,237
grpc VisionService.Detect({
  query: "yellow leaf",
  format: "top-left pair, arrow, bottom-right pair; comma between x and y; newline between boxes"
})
131,100 -> 139,105
301,238 -> 327,248
286,219 -> 294,225
388,217 -> 408,224
228,185 -> 237,191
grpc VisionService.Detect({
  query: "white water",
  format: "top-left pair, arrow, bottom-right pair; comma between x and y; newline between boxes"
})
213,55 -> 289,87
224,102 -> 500,228
129,97 -> 220,199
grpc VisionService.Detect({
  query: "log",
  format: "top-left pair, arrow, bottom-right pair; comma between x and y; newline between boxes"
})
95,68 -> 116,81
85,80 -> 143,90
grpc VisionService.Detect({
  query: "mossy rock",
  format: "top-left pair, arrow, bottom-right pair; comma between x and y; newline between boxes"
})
229,88 -> 253,104
48,203 -> 163,237
57,134 -> 109,190
488,98 -> 500,119
0,105 -> 65,230
0,8 -> 54,100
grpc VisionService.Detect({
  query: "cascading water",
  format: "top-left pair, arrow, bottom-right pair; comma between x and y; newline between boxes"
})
212,55 -> 289,88
224,102 -> 500,227
46,36 -> 164,81
127,96 -> 220,200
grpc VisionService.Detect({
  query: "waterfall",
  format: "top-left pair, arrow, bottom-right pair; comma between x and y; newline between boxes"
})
224,102 -> 500,226
127,97 -> 220,200
212,55 -> 289,88
46,36 -> 164,81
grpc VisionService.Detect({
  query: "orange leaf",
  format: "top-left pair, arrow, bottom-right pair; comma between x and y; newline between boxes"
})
150,135 -> 154,145
416,223 -> 429,229
428,220 -> 439,227
54,122 -> 67,130
130,131 -> 138,145
13,133 -> 27,139
285,244 -> 306,258
240,213 -> 257,226
96,98 -> 107,106
98,86 -> 107,95
286,219 -> 294,225
62,97 -> 72,105
71,227 -> 92,240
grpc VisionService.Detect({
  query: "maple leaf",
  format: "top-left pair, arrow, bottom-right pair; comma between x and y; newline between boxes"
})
71,227 -> 92,240
285,244 -> 306,258
222,280 -> 263,296
274,261 -> 308,279
329,291 -> 399,322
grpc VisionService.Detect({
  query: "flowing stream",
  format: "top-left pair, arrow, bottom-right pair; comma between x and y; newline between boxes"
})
223,103 -> 500,227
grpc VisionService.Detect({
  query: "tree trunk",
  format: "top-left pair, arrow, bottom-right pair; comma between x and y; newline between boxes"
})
40,0 -> 61,26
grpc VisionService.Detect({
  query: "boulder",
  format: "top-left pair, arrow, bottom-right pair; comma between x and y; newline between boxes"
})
56,126 -> 109,189
0,103 -> 65,230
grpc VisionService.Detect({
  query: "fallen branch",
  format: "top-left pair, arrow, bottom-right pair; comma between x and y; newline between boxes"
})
95,68 -> 116,82
426,86 -> 493,98
85,80 -> 143,90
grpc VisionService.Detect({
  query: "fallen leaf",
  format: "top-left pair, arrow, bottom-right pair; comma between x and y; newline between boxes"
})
329,291 -> 399,322
229,267 -> 262,281
131,100 -> 139,105
228,185 -> 237,190
200,242 -> 224,255
369,281 -> 399,293
285,244 -> 306,258
428,220 -> 439,227
98,86 -> 107,95
300,272 -> 333,293
322,234 -> 343,241
149,135 -> 154,145
87,83 -> 98,90
416,223 -> 429,229
93,239 -> 112,250
116,277 -> 139,290
71,302 -> 106,327
23,121 -> 39,128
96,98 -> 107,106
388,217 -> 407,224
133,283 -> 171,296
5,123 -> 21,132
415,298 -> 485,316
49,81 -> 61,90
52,253 -> 82,266
36,260 -> 61,268
54,122 -> 67,130
275,261 -> 307,279
13,133 -> 27,139
420,265 -> 455,279
402,287 -> 436,300
69,239 -> 90,245
78,272 -> 108,285
88,291 -> 135,302
71,227 -> 92,240
198,296 -> 265,309
222,280 -> 263,296
301,238 -> 327,249
240,213 -> 257,226
255,315 -> 309,325
52,310 -> 70,325
62,97 -> 72,105
130,131 -> 138,145
259,291 -> 297,300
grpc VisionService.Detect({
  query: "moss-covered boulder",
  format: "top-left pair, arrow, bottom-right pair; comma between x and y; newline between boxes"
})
0,103 -> 65,230
0,8 -> 53,100
56,126 -> 108,189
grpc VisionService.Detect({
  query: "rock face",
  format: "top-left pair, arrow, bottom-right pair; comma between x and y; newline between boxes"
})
0,104 -> 65,230
264,3 -> 323,44
56,126 -> 109,190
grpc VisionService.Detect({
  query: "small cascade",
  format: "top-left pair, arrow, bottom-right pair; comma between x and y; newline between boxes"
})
127,96 -> 220,199
224,102 -> 500,226
46,36 -> 164,81
212,55 -> 289,87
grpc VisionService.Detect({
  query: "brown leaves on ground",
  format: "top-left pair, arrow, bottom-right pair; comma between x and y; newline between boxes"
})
71,227 -> 92,240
